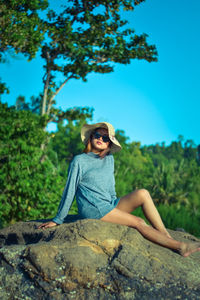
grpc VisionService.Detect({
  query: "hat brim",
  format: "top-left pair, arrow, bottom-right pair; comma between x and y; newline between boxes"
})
81,122 -> 121,153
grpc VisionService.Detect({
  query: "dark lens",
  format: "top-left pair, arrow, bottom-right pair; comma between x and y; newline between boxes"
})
94,132 -> 110,143
94,132 -> 101,139
102,136 -> 110,143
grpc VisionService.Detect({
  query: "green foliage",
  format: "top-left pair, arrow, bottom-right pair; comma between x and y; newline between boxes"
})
0,0 -> 48,95
43,0 -> 157,81
47,106 -> 93,177
15,95 -> 42,114
133,204 -> 200,238
0,103 -> 64,227
141,140 -> 200,212
0,0 -> 48,59
157,204 -> 200,238
114,130 -> 153,196
1,104 -> 200,237
149,159 -> 189,205
0,78 -> 9,96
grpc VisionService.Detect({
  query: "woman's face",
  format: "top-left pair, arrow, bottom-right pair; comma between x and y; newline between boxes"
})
91,128 -> 110,153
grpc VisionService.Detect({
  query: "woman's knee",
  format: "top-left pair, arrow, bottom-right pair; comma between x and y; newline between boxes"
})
135,188 -> 150,200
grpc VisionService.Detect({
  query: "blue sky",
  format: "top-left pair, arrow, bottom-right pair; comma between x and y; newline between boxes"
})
1,0 -> 200,146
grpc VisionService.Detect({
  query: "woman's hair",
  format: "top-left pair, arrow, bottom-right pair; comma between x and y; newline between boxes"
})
83,127 -> 112,158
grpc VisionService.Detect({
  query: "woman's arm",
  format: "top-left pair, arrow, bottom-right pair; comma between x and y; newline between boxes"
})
38,157 -> 81,229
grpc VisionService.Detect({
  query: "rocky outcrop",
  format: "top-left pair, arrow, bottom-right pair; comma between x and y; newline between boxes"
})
0,218 -> 200,299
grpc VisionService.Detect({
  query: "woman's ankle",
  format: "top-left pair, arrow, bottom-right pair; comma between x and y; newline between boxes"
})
178,242 -> 200,257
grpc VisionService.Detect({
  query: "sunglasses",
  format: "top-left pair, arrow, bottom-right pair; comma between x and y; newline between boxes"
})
93,132 -> 110,143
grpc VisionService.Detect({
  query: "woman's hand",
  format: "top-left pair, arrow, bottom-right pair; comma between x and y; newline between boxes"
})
38,221 -> 58,229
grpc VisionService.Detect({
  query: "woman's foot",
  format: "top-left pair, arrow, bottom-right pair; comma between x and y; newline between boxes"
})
179,242 -> 200,257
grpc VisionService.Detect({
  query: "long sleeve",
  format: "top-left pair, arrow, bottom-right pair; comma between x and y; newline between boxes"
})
52,157 -> 81,224
109,155 -> 117,201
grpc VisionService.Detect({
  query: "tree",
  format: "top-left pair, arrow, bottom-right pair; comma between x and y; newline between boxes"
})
183,139 -> 197,160
0,102 -> 64,227
1,1 -> 158,130
0,0 -> 48,94
40,0 -> 158,124
114,130 -> 153,196
16,94 -> 42,114
48,106 -> 94,176
0,0 -> 48,59
150,159 -> 189,205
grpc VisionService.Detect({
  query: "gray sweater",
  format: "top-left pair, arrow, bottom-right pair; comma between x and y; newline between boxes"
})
53,152 -> 119,224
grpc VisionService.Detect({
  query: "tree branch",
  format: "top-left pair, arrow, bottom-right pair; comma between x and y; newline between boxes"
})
47,74 -> 75,115
41,51 -> 51,116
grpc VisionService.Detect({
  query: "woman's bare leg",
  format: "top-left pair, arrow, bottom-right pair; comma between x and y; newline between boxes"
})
117,189 -> 171,238
101,208 -> 200,257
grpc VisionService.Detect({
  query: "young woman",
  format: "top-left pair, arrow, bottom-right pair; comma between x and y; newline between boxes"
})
39,122 -> 200,257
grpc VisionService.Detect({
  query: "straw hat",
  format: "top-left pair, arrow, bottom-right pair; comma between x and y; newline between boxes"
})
81,122 -> 122,153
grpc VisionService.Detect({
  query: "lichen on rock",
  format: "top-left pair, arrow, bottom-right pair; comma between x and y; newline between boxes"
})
0,218 -> 200,299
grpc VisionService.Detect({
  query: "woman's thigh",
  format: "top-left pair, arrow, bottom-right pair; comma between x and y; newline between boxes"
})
116,189 -> 149,213
101,207 -> 145,228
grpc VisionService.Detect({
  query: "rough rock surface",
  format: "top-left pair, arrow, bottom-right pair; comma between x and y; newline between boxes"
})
0,217 -> 200,299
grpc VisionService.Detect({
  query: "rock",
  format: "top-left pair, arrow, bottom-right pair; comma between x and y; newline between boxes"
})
0,218 -> 200,299
176,227 -> 186,232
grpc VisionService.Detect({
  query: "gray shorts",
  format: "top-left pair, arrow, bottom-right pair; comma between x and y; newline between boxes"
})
77,197 -> 120,219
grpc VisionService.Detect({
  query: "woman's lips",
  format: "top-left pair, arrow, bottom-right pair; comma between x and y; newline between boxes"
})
97,141 -> 102,145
